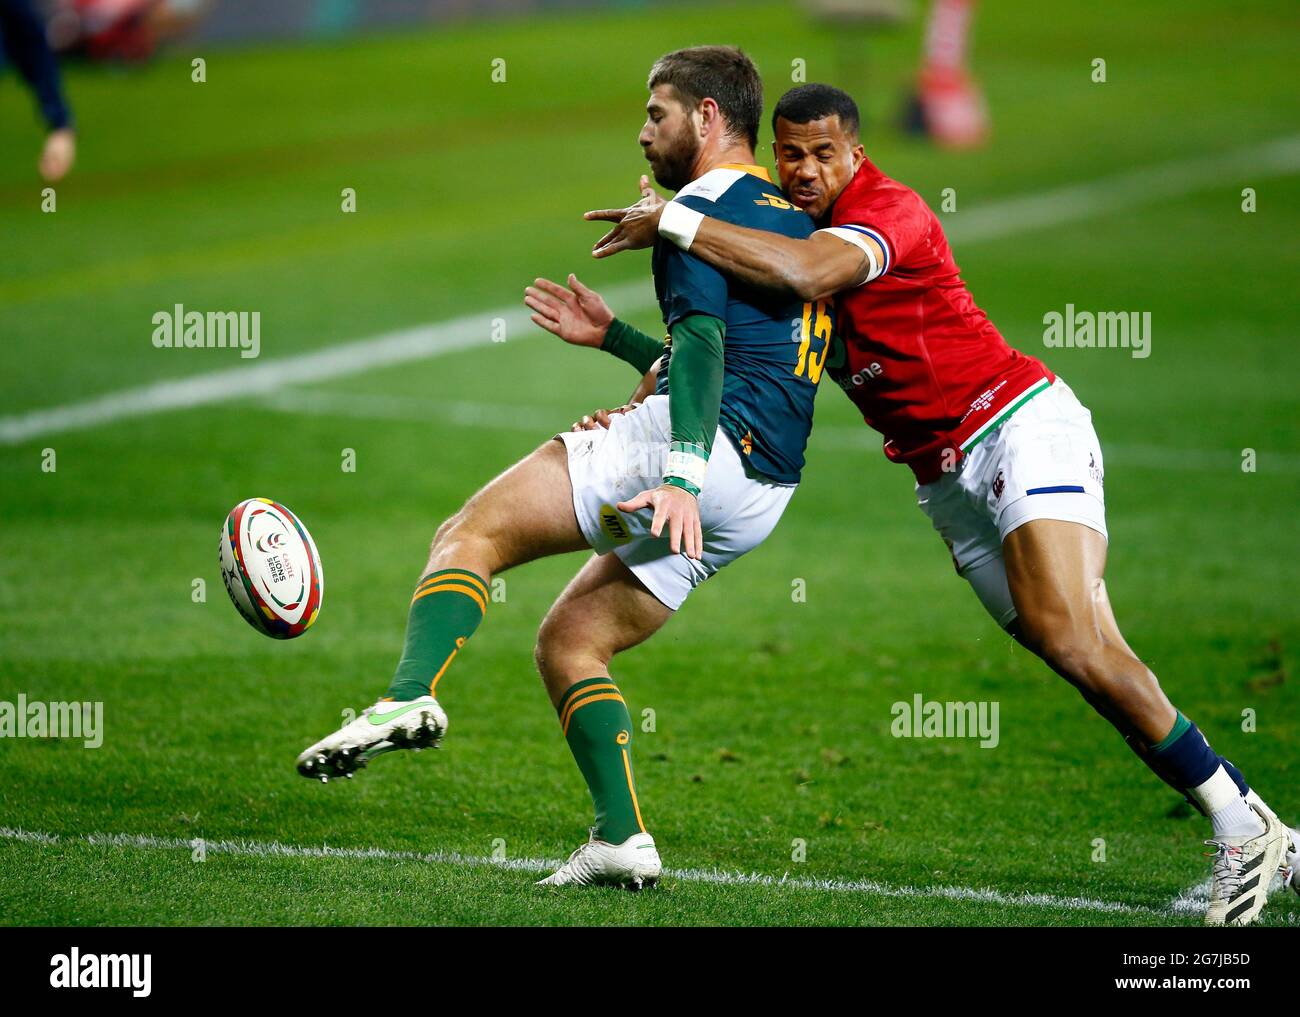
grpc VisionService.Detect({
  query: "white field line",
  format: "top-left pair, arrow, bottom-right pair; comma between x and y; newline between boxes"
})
0,825 -> 1167,920
944,133 -> 1300,244
258,389 -> 568,432
4,134 -> 1299,448
0,281 -> 655,447
1169,876 -> 1214,916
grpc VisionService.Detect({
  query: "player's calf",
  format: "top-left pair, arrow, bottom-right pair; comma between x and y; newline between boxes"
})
533,555 -> 670,884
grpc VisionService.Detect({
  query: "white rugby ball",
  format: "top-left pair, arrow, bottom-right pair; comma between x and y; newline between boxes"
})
219,497 -> 324,639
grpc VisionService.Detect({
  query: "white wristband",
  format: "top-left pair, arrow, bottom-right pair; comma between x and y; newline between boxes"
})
664,443 -> 709,492
658,201 -> 705,251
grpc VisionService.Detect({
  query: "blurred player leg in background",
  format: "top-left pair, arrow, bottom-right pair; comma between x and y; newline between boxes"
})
0,0 -> 75,180
901,0 -> 988,148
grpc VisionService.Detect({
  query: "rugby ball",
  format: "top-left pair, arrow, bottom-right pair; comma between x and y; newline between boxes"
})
219,498 -> 323,639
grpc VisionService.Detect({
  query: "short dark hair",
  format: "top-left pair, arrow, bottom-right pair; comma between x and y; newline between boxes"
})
647,46 -> 763,150
772,83 -> 860,137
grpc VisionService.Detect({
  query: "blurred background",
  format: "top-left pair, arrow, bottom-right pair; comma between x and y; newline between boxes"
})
0,0 -> 1297,926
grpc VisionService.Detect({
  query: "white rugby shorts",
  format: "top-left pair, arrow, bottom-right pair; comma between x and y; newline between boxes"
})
916,378 -> 1107,627
557,395 -> 796,610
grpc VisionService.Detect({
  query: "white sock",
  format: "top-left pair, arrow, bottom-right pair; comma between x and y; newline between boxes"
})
1190,766 -> 1263,839
1210,797 -> 1264,840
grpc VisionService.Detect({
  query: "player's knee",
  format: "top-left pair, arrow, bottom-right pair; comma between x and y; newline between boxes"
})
535,606 -> 605,684
533,607 -> 571,682
430,506 -> 498,563
430,511 -> 464,553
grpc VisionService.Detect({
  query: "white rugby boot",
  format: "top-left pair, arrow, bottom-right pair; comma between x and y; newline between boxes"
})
1204,804 -> 1289,925
296,695 -> 447,782
1281,825 -> 1300,898
536,831 -> 661,891
1245,790 -> 1300,897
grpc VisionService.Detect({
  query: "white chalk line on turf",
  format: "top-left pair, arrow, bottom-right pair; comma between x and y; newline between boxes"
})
0,825 -> 1169,919
0,282 -> 657,448
945,133 -> 1300,244
4,133 -> 1299,449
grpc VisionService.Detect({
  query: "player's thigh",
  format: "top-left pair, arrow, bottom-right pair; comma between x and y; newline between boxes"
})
916,475 -> 1015,628
444,437 -> 586,563
1001,518 -> 1109,647
535,553 -> 673,700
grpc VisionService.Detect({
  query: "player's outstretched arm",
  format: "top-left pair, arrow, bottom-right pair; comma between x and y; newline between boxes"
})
676,219 -> 877,301
586,180 -> 882,301
526,273 -> 614,347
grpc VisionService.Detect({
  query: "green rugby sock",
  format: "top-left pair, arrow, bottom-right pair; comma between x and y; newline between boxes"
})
385,569 -> 488,701
558,677 -> 645,844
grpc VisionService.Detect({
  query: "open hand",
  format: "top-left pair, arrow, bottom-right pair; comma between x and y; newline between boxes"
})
585,175 -> 666,259
617,484 -> 703,559
525,274 -> 613,347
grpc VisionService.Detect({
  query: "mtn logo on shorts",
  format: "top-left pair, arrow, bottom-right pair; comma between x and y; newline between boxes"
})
740,431 -> 754,456
599,504 -> 632,544
992,469 -> 1006,502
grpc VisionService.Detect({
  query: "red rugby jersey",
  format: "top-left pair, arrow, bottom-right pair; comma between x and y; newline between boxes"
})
821,157 -> 1053,483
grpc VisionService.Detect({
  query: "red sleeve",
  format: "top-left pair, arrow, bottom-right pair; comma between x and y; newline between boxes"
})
832,187 -> 930,277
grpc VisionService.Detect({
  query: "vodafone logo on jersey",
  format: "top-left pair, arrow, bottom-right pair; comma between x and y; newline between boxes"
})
836,360 -> 884,391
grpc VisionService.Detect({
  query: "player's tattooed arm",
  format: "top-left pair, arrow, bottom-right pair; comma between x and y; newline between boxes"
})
678,222 -> 879,301
586,177 -> 882,300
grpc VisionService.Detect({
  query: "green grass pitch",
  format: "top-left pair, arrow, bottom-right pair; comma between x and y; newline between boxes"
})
0,0 -> 1297,926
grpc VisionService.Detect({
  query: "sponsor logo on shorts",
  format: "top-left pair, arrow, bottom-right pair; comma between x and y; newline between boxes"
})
1089,452 -> 1103,487
599,504 -> 632,544
992,469 -> 1006,502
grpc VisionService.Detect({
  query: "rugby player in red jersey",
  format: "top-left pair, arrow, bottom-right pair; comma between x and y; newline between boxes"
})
539,83 -> 1296,925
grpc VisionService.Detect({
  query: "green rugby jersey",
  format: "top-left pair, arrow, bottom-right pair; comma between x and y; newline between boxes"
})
653,163 -> 832,484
